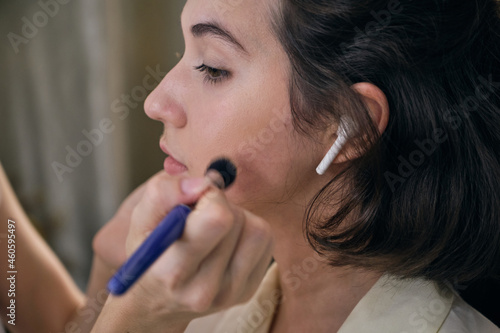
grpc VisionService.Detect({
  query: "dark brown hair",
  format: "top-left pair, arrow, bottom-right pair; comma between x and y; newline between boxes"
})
272,0 -> 500,284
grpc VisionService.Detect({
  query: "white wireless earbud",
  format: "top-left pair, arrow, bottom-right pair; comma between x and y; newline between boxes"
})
316,116 -> 352,175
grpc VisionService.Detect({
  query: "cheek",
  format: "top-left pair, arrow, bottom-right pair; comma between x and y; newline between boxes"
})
225,105 -> 301,210
186,94 -> 298,207
182,56 -> 307,211
230,132 -> 296,208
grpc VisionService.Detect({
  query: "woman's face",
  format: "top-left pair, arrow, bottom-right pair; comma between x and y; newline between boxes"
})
145,0 -> 323,216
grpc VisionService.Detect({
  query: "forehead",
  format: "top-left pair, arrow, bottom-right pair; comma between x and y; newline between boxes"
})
181,0 -> 277,55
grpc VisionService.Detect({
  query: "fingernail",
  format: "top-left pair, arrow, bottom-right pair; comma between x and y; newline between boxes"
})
181,177 -> 205,195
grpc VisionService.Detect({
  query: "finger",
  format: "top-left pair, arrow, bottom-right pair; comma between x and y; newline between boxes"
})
176,205 -> 273,311
227,210 -> 273,285
216,211 -> 274,304
127,172 -> 206,253
183,200 -> 245,300
162,188 -> 240,283
142,187 -> 240,313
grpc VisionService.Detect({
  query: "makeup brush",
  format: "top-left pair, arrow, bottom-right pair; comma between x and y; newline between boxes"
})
108,158 -> 237,295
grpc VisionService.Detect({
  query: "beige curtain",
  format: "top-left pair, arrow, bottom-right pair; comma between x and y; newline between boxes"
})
0,0 -> 185,288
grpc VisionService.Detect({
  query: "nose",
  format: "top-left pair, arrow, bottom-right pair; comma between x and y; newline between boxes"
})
144,63 -> 187,128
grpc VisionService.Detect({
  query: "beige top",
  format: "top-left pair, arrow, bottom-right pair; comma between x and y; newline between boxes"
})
186,262 -> 500,333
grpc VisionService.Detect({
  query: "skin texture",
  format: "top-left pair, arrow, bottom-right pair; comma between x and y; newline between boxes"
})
93,0 -> 390,332
0,0 -> 390,332
145,0 -> 323,215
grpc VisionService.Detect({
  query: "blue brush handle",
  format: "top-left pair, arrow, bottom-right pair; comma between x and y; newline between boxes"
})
107,204 -> 192,295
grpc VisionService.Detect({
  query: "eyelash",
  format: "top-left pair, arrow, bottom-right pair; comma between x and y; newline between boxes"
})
194,64 -> 229,85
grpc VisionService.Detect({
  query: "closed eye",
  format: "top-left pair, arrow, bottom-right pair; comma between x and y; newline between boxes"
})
194,64 -> 230,85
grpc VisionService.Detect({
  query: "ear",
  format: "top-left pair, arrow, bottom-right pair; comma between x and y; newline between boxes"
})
322,82 -> 389,166
351,82 -> 389,137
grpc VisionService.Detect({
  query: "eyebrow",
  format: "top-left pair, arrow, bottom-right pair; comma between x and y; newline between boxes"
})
191,22 -> 249,55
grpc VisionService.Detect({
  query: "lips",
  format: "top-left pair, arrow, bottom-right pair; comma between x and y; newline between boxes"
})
160,142 -> 188,175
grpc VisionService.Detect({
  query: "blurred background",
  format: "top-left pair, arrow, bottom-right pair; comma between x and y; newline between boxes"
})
0,0 -> 499,327
0,0 -> 185,289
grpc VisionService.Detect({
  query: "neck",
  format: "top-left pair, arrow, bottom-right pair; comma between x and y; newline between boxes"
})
264,203 -> 382,332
